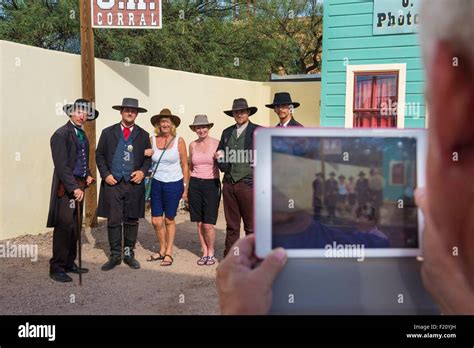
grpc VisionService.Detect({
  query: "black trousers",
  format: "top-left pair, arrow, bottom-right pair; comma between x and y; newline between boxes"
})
106,180 -> 139,227
49,193 -> 83,273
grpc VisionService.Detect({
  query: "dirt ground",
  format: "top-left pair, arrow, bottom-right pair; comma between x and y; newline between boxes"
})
0,206 -> 232,315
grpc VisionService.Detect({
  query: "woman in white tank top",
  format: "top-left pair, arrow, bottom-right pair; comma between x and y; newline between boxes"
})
145,109 -> 189,267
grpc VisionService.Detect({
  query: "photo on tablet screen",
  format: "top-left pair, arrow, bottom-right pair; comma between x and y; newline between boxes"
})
271,136 -> 418,252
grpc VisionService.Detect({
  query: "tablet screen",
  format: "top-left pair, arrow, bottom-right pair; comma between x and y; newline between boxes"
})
271,136 -> 418,251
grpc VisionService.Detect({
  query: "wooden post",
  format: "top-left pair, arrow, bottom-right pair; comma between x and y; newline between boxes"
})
80,0 -> 98,227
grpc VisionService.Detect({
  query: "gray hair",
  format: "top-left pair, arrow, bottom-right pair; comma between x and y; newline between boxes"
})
420,0 -> 474,69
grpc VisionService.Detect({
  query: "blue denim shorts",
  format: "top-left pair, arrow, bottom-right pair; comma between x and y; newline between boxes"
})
151,178 -> 184,218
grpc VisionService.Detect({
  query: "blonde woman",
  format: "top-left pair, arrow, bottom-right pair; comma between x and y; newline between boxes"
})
146,109 -> 189,266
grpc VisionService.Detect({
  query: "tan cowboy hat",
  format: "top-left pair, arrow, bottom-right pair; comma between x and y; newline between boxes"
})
189,115 -> 214,131
150,108 -> 181,128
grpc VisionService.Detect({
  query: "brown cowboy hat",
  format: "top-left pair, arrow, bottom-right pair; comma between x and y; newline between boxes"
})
189,114 -> 214,131
150,108 -> 181,128
112,97 -> 147,113
223,98 -> 258,117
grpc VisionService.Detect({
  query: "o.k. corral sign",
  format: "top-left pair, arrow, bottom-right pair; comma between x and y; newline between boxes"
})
373,0 -> 419,35
92,0 -> 162,29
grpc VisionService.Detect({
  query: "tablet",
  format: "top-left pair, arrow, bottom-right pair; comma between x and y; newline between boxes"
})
255,128 -> 427,259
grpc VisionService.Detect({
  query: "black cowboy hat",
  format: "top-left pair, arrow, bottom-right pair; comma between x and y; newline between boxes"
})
63,99 -> 99,121
265,92 -> 300,109
329,172 -> 336,177
150,108 -> 181,128
224,98 -> 258,117
358,171 -> 366,177
112,97 -> 147,113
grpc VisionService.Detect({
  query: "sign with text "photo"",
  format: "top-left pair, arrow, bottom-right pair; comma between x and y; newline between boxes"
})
373,0 -> 419,36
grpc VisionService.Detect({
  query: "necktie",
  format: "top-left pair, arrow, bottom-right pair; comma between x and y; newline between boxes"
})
123,126 -> 131,141
75,127 -> 85,142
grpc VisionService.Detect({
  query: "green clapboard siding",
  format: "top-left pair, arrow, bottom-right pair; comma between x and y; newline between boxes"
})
321,0 -> 426,128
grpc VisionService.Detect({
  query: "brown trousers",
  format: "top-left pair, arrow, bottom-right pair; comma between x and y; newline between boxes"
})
222,181 -> 254,257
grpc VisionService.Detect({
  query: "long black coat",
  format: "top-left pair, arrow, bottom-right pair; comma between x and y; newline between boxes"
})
96,123 -> 151,219
216,121 -> 260,175
47,122 -> 91,227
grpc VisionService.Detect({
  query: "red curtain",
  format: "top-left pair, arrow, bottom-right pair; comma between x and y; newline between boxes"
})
354,74 -> 397,128
375,75 -> 397,127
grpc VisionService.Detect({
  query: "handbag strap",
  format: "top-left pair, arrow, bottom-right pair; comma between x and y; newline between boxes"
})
150,136 -> 175,178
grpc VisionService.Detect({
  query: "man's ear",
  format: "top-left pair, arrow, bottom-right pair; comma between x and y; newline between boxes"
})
427,41 -> 474,161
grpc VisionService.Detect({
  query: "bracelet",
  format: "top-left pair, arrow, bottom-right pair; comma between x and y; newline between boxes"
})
184,183 -> 187,187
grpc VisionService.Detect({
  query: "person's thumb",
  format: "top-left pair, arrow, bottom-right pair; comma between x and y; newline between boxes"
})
414,187 -> 427,213
252,248 -> 287,287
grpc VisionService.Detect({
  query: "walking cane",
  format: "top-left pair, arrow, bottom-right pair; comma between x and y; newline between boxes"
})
76,195 -> 83,286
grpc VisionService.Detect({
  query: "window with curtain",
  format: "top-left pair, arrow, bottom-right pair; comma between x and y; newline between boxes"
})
353,72 -> 398,128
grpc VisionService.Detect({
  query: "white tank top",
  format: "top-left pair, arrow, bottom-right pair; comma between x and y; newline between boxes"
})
151,136 -> 184,183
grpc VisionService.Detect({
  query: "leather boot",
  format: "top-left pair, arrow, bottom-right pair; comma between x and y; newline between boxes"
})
101,226 -> 122,271
123,223 -> 140,269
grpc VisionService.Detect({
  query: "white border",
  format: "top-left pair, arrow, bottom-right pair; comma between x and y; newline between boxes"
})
344,64 -> 407,129
254,127 -> 427,259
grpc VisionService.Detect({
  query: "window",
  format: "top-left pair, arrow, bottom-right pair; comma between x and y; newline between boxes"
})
389,161 -> 406,186
344,63 -> 406,128
353,72 -> 398,128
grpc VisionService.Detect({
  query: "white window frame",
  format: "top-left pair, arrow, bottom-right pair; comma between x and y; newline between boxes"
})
344,63 -> 407,128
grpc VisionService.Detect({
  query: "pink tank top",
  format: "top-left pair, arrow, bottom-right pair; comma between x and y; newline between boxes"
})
190,138 -> 219,179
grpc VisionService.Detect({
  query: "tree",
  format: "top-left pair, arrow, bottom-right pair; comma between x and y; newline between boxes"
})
0,0 -> 323,81
251,0 -> 323,74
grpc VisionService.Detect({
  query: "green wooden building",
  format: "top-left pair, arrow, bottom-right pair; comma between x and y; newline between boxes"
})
320,0 -> 426,129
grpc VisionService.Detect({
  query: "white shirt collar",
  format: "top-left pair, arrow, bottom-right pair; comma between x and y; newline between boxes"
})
235,121 -> 249,138
70,120 -> 83,132
236,120 -> 249,129
280,117 -> 292,127
121,123 -> 134,131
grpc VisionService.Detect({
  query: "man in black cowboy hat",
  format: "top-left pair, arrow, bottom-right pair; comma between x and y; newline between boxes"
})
324,172 -> 338,221
266,92 -> 303,127
355,171 -> 370,207
96,98 -> 152,271
47,98 -> 99,282
312,172 -> 324,219
215,98 -> 260,257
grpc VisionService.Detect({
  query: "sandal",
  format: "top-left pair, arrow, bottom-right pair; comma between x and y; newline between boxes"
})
197,256 -> 208,266
146,252 -> 164,262
205,256 -> 217,266
160,254 -> 174,266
